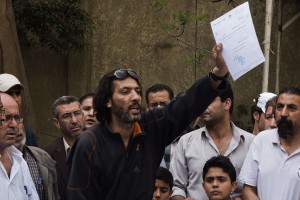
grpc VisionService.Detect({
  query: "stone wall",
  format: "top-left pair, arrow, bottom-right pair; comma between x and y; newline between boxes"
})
21,0 -> 300,147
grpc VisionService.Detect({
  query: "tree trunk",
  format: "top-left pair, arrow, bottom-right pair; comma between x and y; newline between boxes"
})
0,0 -> 37,133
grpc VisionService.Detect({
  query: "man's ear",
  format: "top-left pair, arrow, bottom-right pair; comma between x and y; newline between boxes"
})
231,181 -> 238,192
107,99 -> 112,108
168,187 -> 173,199
53,118 -> 60,129
253,111 -> 260,121
224,98 -> 232,111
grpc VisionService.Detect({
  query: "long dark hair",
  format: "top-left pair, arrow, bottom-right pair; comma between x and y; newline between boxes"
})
93,69 -> 141,123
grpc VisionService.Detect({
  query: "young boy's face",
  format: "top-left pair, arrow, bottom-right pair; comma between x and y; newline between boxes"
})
202,167 -> 237,200
152,179 -> 172,200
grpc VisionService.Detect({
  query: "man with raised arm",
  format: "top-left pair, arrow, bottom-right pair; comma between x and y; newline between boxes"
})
67,44 -> 229,200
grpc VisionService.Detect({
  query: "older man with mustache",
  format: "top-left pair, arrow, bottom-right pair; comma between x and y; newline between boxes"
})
239,87 -> 300,200
0,92 -> 39,199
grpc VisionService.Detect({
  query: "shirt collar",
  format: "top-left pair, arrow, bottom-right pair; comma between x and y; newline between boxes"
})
63,137 -> 71,155
201,122 -> 245,142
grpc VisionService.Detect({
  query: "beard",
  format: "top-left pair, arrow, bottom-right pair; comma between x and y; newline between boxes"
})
111,100 -> 141,123
14,132 -> 26,150
277,117 -> 294,139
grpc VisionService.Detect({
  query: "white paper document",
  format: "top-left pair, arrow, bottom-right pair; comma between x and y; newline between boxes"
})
210,1 -> 265,80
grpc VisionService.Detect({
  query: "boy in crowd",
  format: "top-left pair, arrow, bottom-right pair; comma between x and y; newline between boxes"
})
153,167 -> 173,200
202,156 -> 237,200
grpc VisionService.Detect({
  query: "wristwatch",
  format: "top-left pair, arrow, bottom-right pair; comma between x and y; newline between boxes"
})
208,71 -> 229,81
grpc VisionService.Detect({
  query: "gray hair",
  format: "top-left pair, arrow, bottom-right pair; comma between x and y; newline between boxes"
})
51,96 -> 79,118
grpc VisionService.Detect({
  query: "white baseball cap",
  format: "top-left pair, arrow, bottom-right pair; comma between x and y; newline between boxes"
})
0,73 -> 24,92
256,92 -> 277,113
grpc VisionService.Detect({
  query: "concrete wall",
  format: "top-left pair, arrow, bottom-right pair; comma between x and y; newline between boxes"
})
21,0 -> 300,147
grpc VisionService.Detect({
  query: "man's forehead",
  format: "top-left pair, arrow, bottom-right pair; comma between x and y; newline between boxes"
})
57,102 -> 80,112
0,93 -> 19,108
149,90 -> 170,98
113,77 -> 140,89
277,93 -> 300,104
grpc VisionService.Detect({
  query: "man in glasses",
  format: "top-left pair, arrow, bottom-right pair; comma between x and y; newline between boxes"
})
67,43 -> 229,200
0,73 -> 38,147
45,96 -> 84,200
0,92 -> 39,199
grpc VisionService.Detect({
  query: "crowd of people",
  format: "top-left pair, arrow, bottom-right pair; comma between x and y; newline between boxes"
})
0,43 -> 299,200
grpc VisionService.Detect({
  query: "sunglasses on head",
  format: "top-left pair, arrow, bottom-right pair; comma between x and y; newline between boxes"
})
112,69 -> 139,80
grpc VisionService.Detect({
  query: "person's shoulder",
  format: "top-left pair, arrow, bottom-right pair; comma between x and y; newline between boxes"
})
43,137 -> 64,153
255,129 -> 277,140
26,146 -> 56,167
77,125 -> 104,146
180,126 -> 205,142
28,146 -> 52,157
232,123 -> 254,139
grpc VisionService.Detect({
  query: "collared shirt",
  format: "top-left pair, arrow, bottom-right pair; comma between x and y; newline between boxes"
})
0,146 -> 39,200
63,137 -> 71,155
238,129 -> 300,200
170,122 -> 254,200
24,148 -> 44,200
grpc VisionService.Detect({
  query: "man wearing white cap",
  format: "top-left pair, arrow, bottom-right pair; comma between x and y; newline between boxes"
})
0,73 -> 38,146
251,92 -> 277,135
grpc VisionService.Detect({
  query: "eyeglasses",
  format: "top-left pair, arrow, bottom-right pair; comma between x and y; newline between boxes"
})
112,69 -> 139,80
148,101 -> 168,108
7,90 -> 22,96
60,110 -> 83,121
1,115 -> 24,124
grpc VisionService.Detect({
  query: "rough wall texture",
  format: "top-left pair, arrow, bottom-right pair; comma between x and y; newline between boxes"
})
0,0 -> 36,132
20,0 -> 300,147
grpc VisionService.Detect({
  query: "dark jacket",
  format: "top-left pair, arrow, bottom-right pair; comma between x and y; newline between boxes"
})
67,76 -> 226,200
44,138 -> 69,200
25,126 -> 38,146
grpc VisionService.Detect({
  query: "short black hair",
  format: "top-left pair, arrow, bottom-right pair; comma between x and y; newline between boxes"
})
202,155 -> 236,183
156,167 -> 173,189
79,93 -> 94,104
278,87 -> 300,98
51,96 -> 79,118
145,84 -> 174,105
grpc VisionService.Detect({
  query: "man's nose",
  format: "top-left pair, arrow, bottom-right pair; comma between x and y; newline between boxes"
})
212,179 -> 219,187
88,109 -> 95,116
154,189 -> 161,197
270,117 -> 277,129
131,91 -> 141,101
281,106 -> 289,117
70,115 -> 79,122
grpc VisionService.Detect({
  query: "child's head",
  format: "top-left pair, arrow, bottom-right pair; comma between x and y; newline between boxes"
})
202,155 -> 237,200
153,167 -> 173,200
